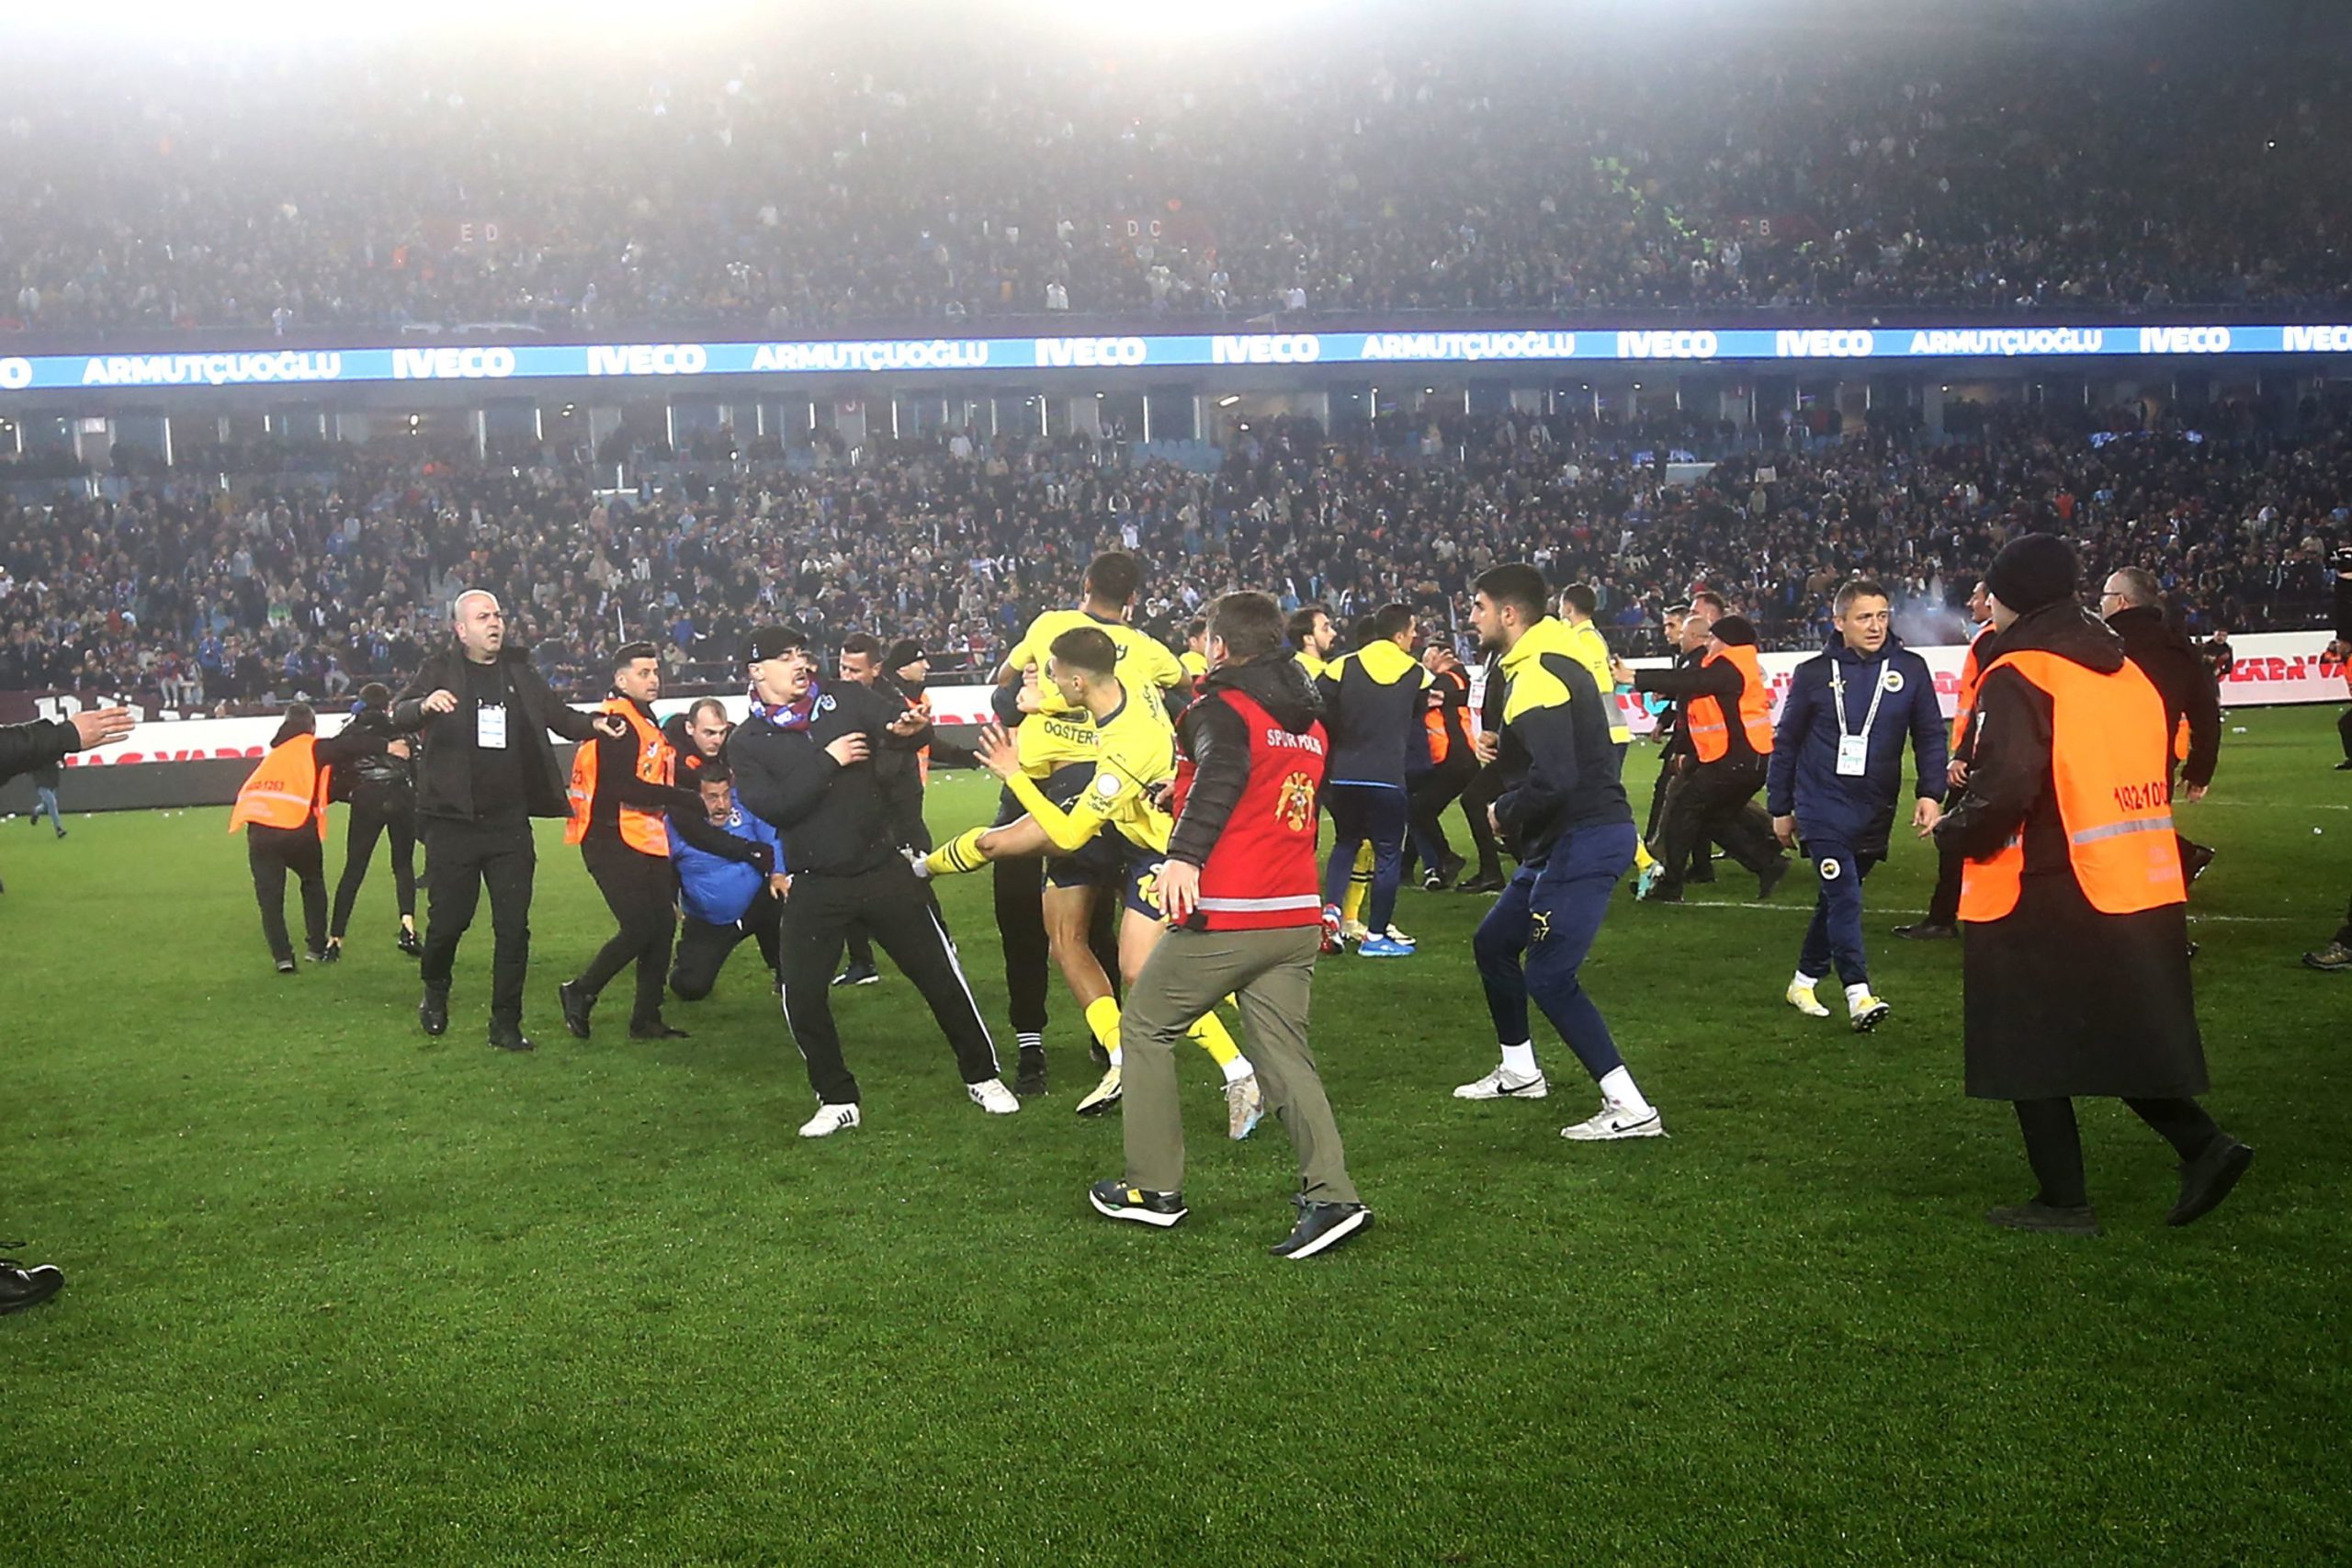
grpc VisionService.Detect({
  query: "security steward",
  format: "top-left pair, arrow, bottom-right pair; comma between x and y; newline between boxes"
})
326,683 -> 422,960
1766,578 -> 1948,1032
1090,591 -> 1372,1259
231,702 -> 388,973
559,641 -> 700,1042
667,760 -> 789,1002
1618,615 -> 1790,902
1935,535 -> 2253,1236
727,625 -> 1018,1135
1405,642 -> 1476,890
395,589 -> 621,1052
2100,567 -> 2223,886
1897,580 -> 1996,941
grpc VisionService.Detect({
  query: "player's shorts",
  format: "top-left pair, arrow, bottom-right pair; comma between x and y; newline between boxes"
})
1034,761 -> 1127,889
1120,848 -> 1169,920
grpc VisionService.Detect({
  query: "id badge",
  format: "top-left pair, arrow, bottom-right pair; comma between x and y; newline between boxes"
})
477,703 -> 509,750
1836,733 -> 1868,776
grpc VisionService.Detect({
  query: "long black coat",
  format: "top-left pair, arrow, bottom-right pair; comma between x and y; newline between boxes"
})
2106,604 -> 2222,790
0,718 -> 77,789
391,645 -> 597,820
1934,603 -> 2206,1101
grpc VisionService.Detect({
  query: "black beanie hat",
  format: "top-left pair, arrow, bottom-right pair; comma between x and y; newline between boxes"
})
1988,534 -> 2079,615
1711,614 -> 1759,648
884,638 -> 926,673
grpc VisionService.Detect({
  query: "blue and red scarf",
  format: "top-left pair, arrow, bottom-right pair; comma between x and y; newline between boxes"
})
749,678 -> 823,731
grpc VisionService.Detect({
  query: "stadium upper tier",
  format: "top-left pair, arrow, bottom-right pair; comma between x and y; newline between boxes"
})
5,20 -> 2350,344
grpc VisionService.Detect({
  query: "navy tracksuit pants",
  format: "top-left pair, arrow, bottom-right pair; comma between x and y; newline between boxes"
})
1798,840 -> 1880,987
1474,821 -> 1636,1080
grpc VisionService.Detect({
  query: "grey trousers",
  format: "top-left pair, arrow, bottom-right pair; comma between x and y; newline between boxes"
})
1121,924 -> 1360,1205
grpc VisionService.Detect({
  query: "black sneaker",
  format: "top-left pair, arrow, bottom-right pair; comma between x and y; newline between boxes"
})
1642,888 -> 1685,904
1435,852 -> 1467,889
1270,1200 -> 1374,1259
1757,858 -> 1791,901
628,1021 -> 691,1041
2301,941 -> 2352,973
1014,1044 -> 1049,1097
1453,873 -> 1507,895
489,1022 -> 537,1053
307,947 -> 334,964
2181,842 -> 2217,884
1685,867 -> 1717,886
2335,760 -> 2352,772
1088,1179 -> 1187,1228
275,957 -> 298,976
1894,921 -> 1959,941
832,960 -> 881,988
1985,1200 -> 2101,1236
419,987 -> 450,1037
2167,1135 -> 2253,1227
397,927 -> 423,959
0,1256 -> 65,1315
558,979 -> 595,1040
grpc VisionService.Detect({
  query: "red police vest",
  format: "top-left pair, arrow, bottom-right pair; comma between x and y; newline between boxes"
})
1167,686 -> 1328,931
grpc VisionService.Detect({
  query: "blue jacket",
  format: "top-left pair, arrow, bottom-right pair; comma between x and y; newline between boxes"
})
668,803 -> 786,926
1767,636 -> 1948,855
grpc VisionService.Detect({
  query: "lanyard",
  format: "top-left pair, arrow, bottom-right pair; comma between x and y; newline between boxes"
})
1829,655 -> 1889,743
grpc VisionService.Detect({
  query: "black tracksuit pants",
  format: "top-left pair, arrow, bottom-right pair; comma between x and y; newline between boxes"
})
1925,784 -> 1967,925
1655,759 -> 1781,897
670,897 -> 783,1001
248,823 -> 327,963
777,863 -> 1000,1104
330,793 -> 417,938
990,782 -> 1119,1036
420,815 -> 537,1029
1460,762 -> 1508,879
575,837 -> 677,1028
1406,756 -> 1478,877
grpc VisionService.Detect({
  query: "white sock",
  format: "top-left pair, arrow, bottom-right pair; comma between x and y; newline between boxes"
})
1220,1053 -> 1254,1086
1598,1066 -> 1652,1114
1845,982 -> 1874,1012
1792,969 -> 1818,990
1499,1041 -> 1540,1079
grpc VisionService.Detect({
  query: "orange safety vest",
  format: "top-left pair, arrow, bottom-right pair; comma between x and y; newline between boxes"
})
228,734 -> 332,840
565,699 -> 674,855
1686,644 -> 1774,762
1958,650 -> 2187,923
1951,625 -> 1995,752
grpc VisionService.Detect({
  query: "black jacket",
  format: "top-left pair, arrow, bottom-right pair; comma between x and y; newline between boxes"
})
391,644 -> 597,821
2334,567 -> 2352,643
2106,605 -> 2222,789
579,696 -> 701,844
1935,602 -> 2204,1100
334,706 -> 416,810
1167,655 -> 1322,872
724,680 -> 922,878
0,718 -> 78,788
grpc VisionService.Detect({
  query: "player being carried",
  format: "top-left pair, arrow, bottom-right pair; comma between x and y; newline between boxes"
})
922,626 -> 1265,1138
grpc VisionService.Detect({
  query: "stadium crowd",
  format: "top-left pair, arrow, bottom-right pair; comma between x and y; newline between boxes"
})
3,395 -> 2346,707
4,22 -> 2350,338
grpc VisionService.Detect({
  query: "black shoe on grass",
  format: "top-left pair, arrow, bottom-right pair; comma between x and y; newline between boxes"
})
1088,1179 -> 1187,1228
1015,1044 -> 1049,1097
489,1022 -> 536,1053
419,987 -> 449,1037
2167,1136 -> 2253,1227
0,1256 -> 65,1315
558,980 -> 595,1040
1894,921 -> 1958,941
1271,1201 -> 1374,1258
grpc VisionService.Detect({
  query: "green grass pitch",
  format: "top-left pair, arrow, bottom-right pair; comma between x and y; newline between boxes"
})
4,707 -> 2346,1564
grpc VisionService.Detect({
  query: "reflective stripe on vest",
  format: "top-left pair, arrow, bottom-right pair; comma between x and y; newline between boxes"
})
565,700 -> 674,854
229,734 -> 331,840
1686,644 -> 1774,762
1958,649 -> 2187,922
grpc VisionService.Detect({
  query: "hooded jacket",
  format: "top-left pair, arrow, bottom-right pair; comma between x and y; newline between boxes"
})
1166,656 -> 1322,868
1490,615 -> 1634,862
1316,637 -> 1432,788
1767,634 -> 1947,853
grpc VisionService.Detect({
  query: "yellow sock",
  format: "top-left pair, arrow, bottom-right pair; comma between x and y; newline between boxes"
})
1633,838 -> 1657,874
1342,842 -> 1374,924
1084,996 -> 1124,1065
924,826 -> 989,878
1186,1009 -> 1243,1071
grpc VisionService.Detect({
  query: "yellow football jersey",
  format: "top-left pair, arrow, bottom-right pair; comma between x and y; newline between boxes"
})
1001,609 -> 1185,775
1069,686 -> 1180,854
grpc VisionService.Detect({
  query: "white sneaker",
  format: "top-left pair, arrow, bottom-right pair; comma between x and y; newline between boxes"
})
1076,1063 -> 1124,1116
1380,925 -> 1416,948
967,1077 -> 1021,1115
1453,1065 -> 1550,1100
1561,1102 -> 1667,1141
1849,993 -> 1892,1033
798,1102 -> 862,1138
1785,980 -> 1831,1018
1226,1073 -> 1265,1140
1340,918 -> 1371,944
